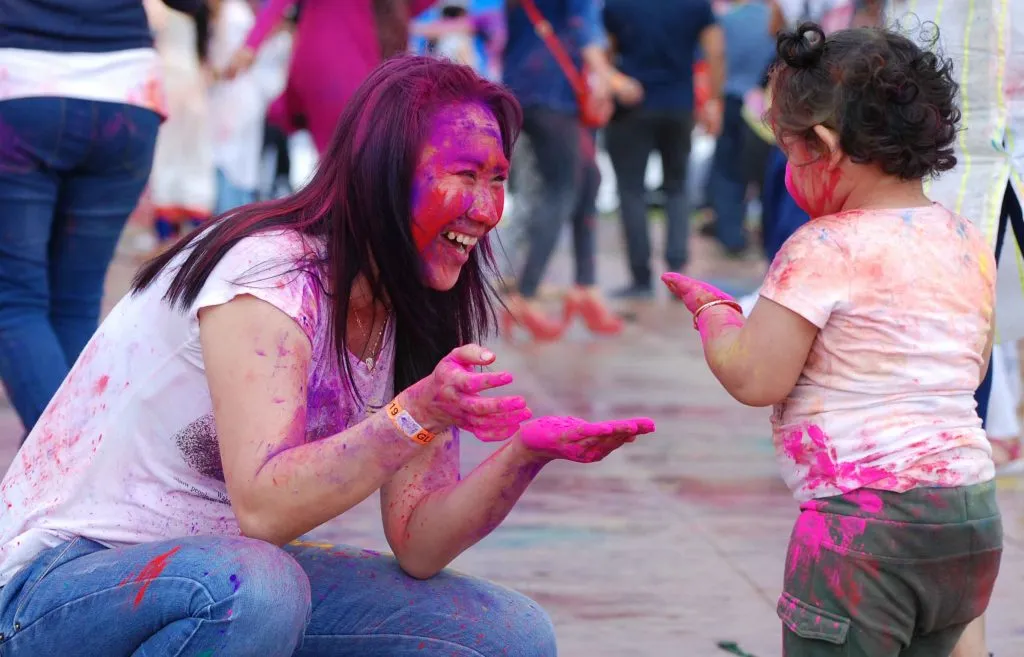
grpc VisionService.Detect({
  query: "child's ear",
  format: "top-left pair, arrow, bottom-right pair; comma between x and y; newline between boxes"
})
812,124 -> 843,170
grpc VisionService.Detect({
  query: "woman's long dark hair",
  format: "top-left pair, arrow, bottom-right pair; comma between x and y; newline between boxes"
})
132,55 -> 523,397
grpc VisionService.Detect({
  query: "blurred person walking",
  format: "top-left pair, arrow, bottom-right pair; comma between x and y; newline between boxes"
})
146,0 -> 217,246
223,0 -> 439,155
884,2 -> 1024,651
0,0 -> 201,437
705,0 -> 782,256
500,0 -> 622,340
603,0 -> 725,298
208,0 -> 293,214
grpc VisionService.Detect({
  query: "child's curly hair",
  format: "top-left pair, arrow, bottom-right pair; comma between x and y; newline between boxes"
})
768,21 -> 961,180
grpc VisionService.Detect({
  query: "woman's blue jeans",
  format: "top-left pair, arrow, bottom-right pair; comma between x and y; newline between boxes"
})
0,97 -> 160,435
0,536 -> 556,656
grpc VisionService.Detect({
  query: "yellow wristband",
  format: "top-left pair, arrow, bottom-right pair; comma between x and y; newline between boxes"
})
386,400 -> 435,445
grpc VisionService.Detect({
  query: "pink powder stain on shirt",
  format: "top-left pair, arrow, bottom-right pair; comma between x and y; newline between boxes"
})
782,424 -> 896,496
94,375 -> 110,395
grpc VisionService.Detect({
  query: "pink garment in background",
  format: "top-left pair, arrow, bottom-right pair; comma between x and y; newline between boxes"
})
247,0 -> 437,152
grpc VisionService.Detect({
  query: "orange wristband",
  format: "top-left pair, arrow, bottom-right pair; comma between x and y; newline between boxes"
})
386,400 -> 435,445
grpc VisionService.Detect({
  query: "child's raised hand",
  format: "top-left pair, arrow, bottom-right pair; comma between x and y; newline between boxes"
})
661,273 -> 733,315
517,416 -> 656,463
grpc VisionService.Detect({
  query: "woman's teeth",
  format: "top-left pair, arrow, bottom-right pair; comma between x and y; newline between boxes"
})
444,231 -> 478,251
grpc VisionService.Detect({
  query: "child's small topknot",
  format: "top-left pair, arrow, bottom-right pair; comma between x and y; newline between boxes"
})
768,21 -> 961,180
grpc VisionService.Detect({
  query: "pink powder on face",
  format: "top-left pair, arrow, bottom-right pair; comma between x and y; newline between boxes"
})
785,157 -> 844,218
410,103 -> 508,252
785,162 -> 803,209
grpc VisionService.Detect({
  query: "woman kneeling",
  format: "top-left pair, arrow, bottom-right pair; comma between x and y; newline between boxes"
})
0,55 -> 653,656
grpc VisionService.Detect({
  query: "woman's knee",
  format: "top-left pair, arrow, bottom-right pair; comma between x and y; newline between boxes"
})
217,537 -> 312,629
473,581 -> 557,657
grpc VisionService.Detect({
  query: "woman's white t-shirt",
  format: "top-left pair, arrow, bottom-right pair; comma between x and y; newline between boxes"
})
0,231 -> 395,587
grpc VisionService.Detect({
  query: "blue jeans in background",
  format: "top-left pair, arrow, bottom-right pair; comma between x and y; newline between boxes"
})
760,146 -> 810,263
0,97 -> 160,435
0,536 -> 556,656
215,168 -> 257,215
707,95 -> 750,253
605,109 -> 692,289
975,183 -> 1024,426
514,106 -> 589,298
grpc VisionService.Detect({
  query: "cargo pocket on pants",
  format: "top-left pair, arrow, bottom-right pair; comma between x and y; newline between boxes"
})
777,591 -> 851,655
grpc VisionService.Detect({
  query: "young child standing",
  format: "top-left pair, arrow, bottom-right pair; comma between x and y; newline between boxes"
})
663,23 -> 1002,656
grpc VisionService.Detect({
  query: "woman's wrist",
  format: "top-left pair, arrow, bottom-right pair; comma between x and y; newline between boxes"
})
393,386 -> 446,438
510,431 -> 555,466
391,389 -> 446,443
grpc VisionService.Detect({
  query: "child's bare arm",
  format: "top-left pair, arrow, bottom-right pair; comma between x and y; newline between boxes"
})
663,274 -> 819,407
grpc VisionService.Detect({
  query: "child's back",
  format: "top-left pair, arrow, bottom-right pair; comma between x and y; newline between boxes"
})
763,204 -> 995,500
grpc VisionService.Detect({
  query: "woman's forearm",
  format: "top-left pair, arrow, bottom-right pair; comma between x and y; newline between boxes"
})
393,438 -> 550,578
236,393 -> 426,545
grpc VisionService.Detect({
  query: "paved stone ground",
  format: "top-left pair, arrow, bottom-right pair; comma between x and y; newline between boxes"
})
1,218 -> 1022,657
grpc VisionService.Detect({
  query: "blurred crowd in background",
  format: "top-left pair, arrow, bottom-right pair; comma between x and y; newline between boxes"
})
2,0 -> 1021,472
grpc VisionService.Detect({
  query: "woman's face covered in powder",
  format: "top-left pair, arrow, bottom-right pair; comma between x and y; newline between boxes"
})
411,102 -> 508,291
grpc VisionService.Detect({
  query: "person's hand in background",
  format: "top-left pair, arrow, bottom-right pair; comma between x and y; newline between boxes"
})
223,46 -> 256,80
610,70 -> 644,107
698,97 -> 723,136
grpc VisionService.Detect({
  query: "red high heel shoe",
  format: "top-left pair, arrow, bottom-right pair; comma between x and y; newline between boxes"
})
564,287 -> 624,336
500,296 -> 567,342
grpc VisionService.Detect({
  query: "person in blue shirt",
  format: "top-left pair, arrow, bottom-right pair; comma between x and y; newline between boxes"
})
501,0 -> 623,339
603,0 -> 725,298
705,0 -> 781,256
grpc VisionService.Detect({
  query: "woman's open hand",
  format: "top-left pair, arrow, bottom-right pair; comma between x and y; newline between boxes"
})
517,416 -> 656,463
403,345 -> 532,442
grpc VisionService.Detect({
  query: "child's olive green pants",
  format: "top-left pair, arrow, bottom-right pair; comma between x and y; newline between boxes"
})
778,482 -> 1002,656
